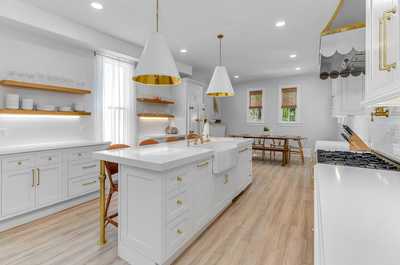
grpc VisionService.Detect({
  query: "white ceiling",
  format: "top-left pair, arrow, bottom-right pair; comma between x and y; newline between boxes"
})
21,0 -> 339,82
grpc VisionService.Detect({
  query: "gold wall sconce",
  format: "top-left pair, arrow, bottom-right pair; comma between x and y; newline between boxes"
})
371,107 -> 389,122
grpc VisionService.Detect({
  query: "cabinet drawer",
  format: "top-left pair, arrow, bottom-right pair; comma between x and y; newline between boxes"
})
166,213 -> 190,254
36,153 -> 60,166
166,190 -> 189,221
69,161 -> 99,178
167,172 -> 189,194
69,150 -> 93,162
4,156 -> 34,172
68,175 -> 98,198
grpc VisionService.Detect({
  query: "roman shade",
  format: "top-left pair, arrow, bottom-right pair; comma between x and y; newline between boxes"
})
281,87 -> 297,108
249,90 -> 262,109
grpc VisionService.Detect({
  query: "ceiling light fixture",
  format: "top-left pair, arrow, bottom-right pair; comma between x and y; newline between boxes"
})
290,54 -> 297,58
234,75 -> 240,79
133,0 -> 181,86
90,2 -> 103,10
180,49 -> 188,54
296,67 -> 301,71
275,20 -> 286,27
206,34 -> 235,97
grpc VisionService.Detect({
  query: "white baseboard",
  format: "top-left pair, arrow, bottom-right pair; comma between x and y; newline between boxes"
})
0,192 -> 98,232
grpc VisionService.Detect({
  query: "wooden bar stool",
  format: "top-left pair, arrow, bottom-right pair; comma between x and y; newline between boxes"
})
104,144 -> 130,228
289,138 -> 305,164
139,138 -> 159,146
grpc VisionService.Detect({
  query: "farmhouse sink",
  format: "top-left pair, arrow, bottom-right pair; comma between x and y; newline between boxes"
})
194,141 -> 239,174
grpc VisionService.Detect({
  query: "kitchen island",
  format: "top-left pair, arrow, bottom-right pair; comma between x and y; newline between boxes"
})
93,137 -> 253,265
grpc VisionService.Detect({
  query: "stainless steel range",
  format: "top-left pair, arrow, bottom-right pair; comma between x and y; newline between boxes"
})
317,150 -> 400,171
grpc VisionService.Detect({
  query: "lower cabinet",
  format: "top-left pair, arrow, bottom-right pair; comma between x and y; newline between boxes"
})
0,144 -> 107,221
214,170 -> 235,215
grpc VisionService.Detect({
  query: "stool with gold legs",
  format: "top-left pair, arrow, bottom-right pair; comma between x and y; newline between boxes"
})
98,160 -> 107,245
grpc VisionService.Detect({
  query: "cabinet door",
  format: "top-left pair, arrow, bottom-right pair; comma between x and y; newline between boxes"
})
238,146 -> 252,191
2,169 -> 35,216
36,165 -> 62,208
367,0 -> 398,98
192,160 -> 213,231
341,76 -> 365,115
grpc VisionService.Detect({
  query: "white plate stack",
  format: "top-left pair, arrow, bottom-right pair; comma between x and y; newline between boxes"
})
6,94 -> 20,109
37,105 -> 56,112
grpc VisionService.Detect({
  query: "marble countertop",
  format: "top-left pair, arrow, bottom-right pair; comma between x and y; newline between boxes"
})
0,140 -> 110,156
93,137 -> 253,172
315,163 -> 400,265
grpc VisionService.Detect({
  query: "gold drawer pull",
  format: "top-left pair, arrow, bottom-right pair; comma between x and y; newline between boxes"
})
78,153 -> 82,157
48,157 -> 52,161
224,174 -> 229,184
176,229 -> 183,235
17,161 -> 22,165
176,176 -> 183,182
82,165 -> 97,170
32,169 -> 35,187
379,8 -> 397,72
239,148 -> 248,153
197,161 -> 209,168
82,180 -> 97,186
176,199 -> 183,205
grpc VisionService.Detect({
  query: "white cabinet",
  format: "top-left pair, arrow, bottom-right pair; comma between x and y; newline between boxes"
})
36,165 -> 62,208
365,0 -> 400,105
2,169 -> 36,216
192,160 -> 214,231
214,170 -> 235,214
331,76 -> 365,117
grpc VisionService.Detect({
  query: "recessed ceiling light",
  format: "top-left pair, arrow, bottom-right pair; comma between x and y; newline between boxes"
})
295,67 -> 301,71
275,20 -> 286,27
180,49 -> 188,54
290,54 -> 297,58
91,2 -> 103,10
234,75 -> 239,79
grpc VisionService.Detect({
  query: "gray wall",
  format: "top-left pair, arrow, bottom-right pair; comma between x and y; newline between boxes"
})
219,73 -> 338,153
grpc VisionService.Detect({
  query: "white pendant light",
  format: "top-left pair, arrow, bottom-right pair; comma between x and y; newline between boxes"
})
207,34 -> 235,97
133,0 -> 181,86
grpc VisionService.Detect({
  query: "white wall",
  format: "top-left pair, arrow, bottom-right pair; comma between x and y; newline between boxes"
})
0,21 -> 95,146
220,74 -> 338,152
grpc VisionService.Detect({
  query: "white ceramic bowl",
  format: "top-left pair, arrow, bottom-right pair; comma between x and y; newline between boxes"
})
59,106 -> 72,112
74,104 -> 85,112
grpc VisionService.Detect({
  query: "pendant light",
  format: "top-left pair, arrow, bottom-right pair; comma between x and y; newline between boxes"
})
133,0 -> 181,86
206,34 -> 235,97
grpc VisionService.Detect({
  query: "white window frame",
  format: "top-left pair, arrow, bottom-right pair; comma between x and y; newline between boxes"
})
278,84 -> 302,126
246,88 -> 265,124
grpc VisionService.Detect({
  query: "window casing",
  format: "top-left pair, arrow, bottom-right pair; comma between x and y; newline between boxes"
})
247,89 -> 264,123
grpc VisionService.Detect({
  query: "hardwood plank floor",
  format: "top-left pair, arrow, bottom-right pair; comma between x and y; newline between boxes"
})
0,159 -> 313,265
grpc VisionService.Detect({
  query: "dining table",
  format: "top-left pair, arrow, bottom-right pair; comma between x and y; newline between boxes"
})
229,133 -> 306,166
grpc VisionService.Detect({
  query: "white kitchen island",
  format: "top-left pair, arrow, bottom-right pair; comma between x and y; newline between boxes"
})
93,137 -> 253,265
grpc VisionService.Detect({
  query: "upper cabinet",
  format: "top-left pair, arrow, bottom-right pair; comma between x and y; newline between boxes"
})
332,75 -> 365,117
365,0 -> 400,105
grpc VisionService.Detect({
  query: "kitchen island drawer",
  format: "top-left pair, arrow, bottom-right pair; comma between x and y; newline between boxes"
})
68,175 -> 98,198
4,155 -> 34,172
36,152 -> 60,166
69,161 -> 99,178
166,213 -> 191,255
166,190 -> 189,221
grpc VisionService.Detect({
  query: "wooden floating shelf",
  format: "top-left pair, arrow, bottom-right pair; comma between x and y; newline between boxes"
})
0,80 -> 91,95
0,109 -> 91,116
136,97 -> 175,105
137,112 -> 175,118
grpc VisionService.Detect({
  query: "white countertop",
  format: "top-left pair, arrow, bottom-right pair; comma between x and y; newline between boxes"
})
93,137 -> 252,172
0,140 -> 110,156
315,164 -> 400,265
315,140 -> 350,152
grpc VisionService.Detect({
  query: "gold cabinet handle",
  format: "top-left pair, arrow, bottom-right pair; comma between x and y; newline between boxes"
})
17,161 -> 22,166
82,164 -> 97,170
82,180 -> 97,186
176,176 -> 183,182
176,199 -> 183,205
32,169 -> 36,187
177,229 -> 183,235
224,174 -> 229,184
48,157 -> 52,161
197,161 -> 209,168
379,8 -> 397,72
37,168 -> 40,186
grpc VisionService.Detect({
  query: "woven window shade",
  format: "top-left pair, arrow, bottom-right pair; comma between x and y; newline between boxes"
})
281,87 -> 297,108
249,90 -> 262,109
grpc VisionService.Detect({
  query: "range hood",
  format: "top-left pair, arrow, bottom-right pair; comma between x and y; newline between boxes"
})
319,0 -> 365,80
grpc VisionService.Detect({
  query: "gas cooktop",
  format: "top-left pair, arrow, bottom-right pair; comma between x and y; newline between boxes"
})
317,150 -> 400,171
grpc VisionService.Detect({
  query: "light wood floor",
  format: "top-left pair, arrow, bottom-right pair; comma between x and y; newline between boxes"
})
0,159 -> 314,265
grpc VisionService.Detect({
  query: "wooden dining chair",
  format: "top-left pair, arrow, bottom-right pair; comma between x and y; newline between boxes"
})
104,144 -> 130,228
289,138 -> 305,164
139,138 -> 160,146
270,139 -> 285,160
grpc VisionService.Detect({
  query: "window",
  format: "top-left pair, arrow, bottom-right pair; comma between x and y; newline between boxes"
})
280,87 -> 298,123
96,55 -> 136,145
247,89 -> 263,123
